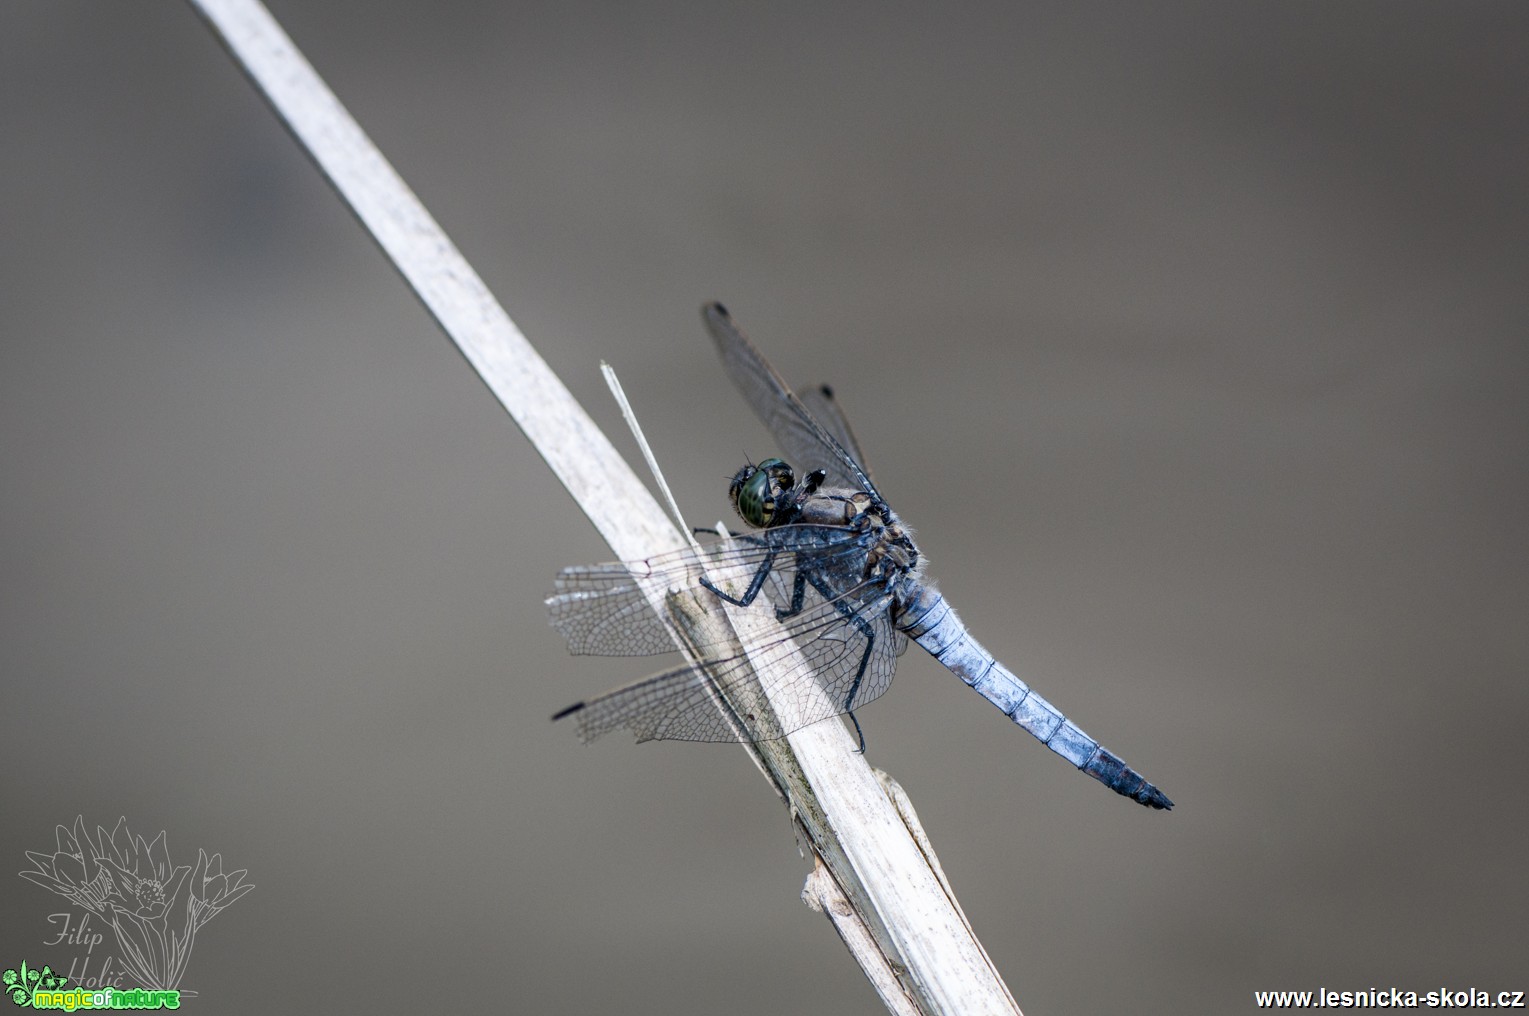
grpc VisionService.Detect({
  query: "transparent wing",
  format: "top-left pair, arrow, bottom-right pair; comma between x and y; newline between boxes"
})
799,383 -> 877,488
703,302 -> 879,496
547,526 -> 868,657
549,527 -> 906,743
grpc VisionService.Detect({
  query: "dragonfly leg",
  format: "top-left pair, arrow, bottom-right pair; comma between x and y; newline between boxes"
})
699,544 -> 779,607
845,709 -> 866,753
776,568 -> 810,621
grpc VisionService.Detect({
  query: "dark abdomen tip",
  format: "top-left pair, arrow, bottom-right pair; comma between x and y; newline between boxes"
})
1084,746 -> 1174,810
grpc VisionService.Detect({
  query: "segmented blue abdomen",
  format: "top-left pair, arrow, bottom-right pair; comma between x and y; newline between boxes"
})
895,585 -> 1172,810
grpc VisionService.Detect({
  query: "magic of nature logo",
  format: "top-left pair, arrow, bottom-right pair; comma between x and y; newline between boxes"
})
3,962 -> 180,1010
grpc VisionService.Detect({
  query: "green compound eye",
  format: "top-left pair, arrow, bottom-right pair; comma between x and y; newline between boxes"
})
730,458 -> 795,528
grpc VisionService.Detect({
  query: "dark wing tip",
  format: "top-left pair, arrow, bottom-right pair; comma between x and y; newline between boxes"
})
703,301 -> 729,319
551,702 -> 587,722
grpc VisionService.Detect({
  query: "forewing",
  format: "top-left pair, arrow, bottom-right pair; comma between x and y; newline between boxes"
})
549,563 -> 682,657
546,526 -> 867,657
703,302 -> 878,496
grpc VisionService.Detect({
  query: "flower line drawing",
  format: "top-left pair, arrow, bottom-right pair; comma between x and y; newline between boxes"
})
18,816 -> 253,990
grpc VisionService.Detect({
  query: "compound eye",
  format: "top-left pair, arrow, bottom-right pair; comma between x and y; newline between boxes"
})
729,458 -> 796,528
735,467 -> 775,527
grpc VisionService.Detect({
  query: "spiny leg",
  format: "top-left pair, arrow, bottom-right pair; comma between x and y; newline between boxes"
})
698,543 -> 779,608
845,711 -> 866,754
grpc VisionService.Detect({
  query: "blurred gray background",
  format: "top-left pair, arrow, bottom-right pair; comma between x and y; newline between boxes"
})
3,2 -> 1526,1013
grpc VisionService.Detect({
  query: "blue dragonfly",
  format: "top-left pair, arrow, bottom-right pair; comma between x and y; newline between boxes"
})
548,303 -> 1172,809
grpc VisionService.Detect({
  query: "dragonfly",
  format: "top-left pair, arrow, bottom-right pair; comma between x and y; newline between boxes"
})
548,303 -> 1172,809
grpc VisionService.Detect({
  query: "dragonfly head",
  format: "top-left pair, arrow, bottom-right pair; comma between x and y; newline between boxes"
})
730,457 -> 796,528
